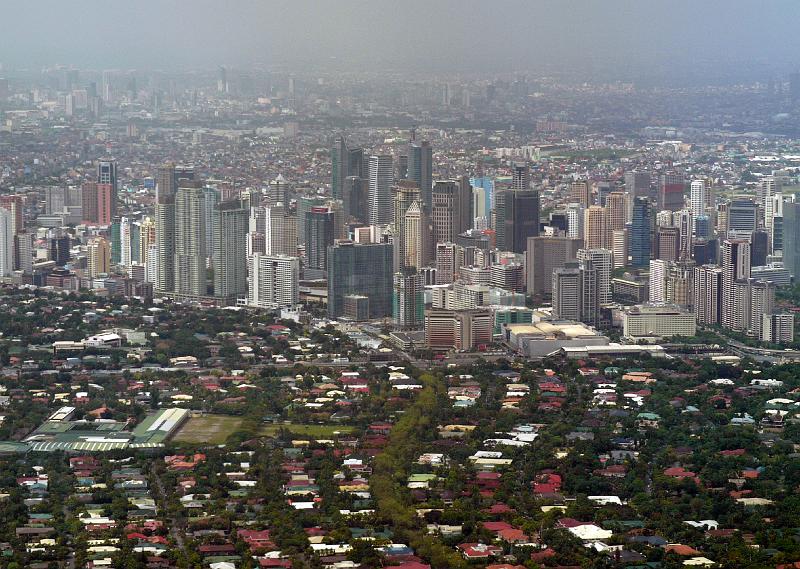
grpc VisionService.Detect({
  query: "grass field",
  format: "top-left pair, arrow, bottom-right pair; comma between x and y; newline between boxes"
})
172,415 -> 244,444
259,423 -> 357,438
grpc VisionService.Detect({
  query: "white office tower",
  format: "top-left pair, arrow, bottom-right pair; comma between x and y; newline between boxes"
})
145,243 -> 158,283
759,176 -> 777,229
368,154 -> 394,226
649,259 -> 667,304
577,248 -> 612,305
120,217 -> 132,268
0,209 -> 13,277
612,229 -> 628,269
566,203 -> 585,239
656,210 -> 674,227
248,254 -> 299,309
690,180 -> 706,222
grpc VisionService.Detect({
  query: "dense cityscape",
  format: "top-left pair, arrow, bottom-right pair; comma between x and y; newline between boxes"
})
3,2 -> 800,569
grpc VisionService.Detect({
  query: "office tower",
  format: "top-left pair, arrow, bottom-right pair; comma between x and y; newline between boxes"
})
728,198 -> 758,233
332,136 -> 348,201
494,189 -> 540,253
203,187 -> 219,259
95,160 -> 117,226
296,195 -> 326,246
393,270 -> 424,329
694,265 -> 723,325
265,204 -> 297,257
760,176 -> 778,230
566,203 -> 585,240
649,259 -> 667,304
344,176 -> 368,223
625,171 -> 651,200
305,206 -> 335,275
327,242 -> 393,319
213,201 -> 248,302
716,202 -> 729,235
470,176 -> 494,224
50,235 -> 71,266
81,182 -> 99,224
749,280 -> 775,338
392,181 -> 422,272
656,226 -> 680,261
630,197 -> 652,267
368,154 -> 394,225
596,181 -> 613,206
584,206 -> 607,249
656,210 -> 674,228
425,308 -> 492,350
145,244 -> 158,284
571,180 -> 591,207
490,263 -> 524,292
666,261 -> 694,309
154,194 -> 175,293
0,209 -> 13,277
526,236 -> 582,296
266,175 -> 289,207
762,313 -> 794,343
659,172 -> 685,211
690,180 -> 706,222
156,162 -> 176,201
577,248 -> 612,305
511,162 -> 530,190
431,180 -> 472,244
174,183 -> 207,297
579,259 -> 600,327
721,239 -> 751,330
751,230 -> 769,267
784,199 -> 800,278
612,229 -> 628,269
771,194 -> 784,254
119,217 -> 132,267
248,254 -> 299,309
0,195 -> 23,235
407,140 -> 433,209
87,237 -> 110,278
435,242 -> 459,285
402,202 -> 428,271
97,160 -> 117,188
606,192 -> 626,233
694,215 -> 711,240
675,209 -> 693,260
552,266 -> 582,321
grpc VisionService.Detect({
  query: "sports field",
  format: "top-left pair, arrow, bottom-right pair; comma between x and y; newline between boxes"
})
172,414 -> 244,444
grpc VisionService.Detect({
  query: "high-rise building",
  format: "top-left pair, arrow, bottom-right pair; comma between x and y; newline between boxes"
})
174,183 -> 207,297
393,270 -> 424,329
552,266 -> 582,321
584,206 -> 608,250
331,135 -> 348,201
0,209 -> 13,277
213,201 -> 248,302
690,180 -> 706,224
749,279 -> 775,338
566,203 -> 585,240
525,236 -> 582,297
625,171 -> 651,200
50,235 -> 71,266
659,172 -> 685,212
762,313 -> 794,343
265,204 -> 297,257
154,194 -> 176,294
579,259 -> 600,327
721,239 -> 751,330
435,242 -> 459,285
0,195 -> 23,235
760,176 -> 778,230
606,192 -> 626,234
665,260 -> 694,309
577,248 -> 612,305
407,140 -> 433,209
431,179 -> 472,244
305,206 -> 335,275
490,262 -> 524,293
368,154 -> 394,226
570,180 -> 591,207
203,187 -> 220,259
612,229 -> 628,269
511,162 -> 530,190
343,176 -> 368,224
402,201 -> 428,271
630,197 -> 652,267
649,259 -> 667,304
784,198 -> 800,278
494,189 -> 540,253
728,198 -> 758,233
119,217 -> 132,267
248,254 -> 299,309
694,264 -> 723,325
87,237 -> 111,278
656,226 -> 680,261
327,241 -> 393,319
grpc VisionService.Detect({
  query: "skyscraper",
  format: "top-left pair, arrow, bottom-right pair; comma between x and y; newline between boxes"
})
331,135 -> 349,201
213,201 -> 248,302
494,189 -> 540,253
368,154 -> 394,226
431,179 -> 473,244
577,248 -> 613,305
584,206 -> 608,250
649,259 -> 667,304
0,209 -> 13,277
630,197 -> 652,267
511,162 -> 530,190
407,140 -> 433,209
392,181 -> 422,272
694,264 -> 723,325
174,182 -> 207,297
721,239 -> 751,330
402,201 -> 428,271
203,187 -> 220,260
625,171 -> 651,200
393,270 -> 424,329
570,180 -> 591,207
552,265 -> 582,321
690,180 -> 706,222
154,194 -> 175,294
605,192 -> 626,234
305,206 -> 335,275
87,237 -> 111,278
728,198 -> 758,233
248,254 -> 299,309
759,176 -> 777,230
327,241 -> 393,319
784,199 -> 800,278
659,172 -> 685,212
656,226 -> 680,261
525,236 -> 582,297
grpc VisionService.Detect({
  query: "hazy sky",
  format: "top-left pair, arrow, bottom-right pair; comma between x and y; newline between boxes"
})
4,0 -> 800,75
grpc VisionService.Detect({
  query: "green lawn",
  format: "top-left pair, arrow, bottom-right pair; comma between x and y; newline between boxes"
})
259,423 -> 357,438
172,415 -> 244,444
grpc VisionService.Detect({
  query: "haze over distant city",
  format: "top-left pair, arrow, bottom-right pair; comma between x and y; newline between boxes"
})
4,0 -> 800,81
